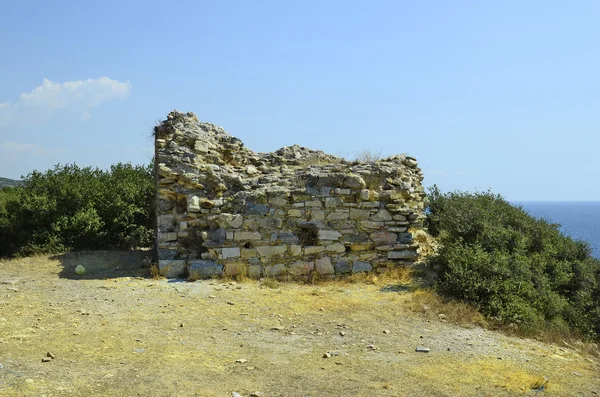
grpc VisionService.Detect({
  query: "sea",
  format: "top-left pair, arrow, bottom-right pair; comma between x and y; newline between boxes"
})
514,201 -> 600,259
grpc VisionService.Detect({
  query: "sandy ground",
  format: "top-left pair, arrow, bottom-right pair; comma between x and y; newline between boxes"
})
0,251 -> 598,397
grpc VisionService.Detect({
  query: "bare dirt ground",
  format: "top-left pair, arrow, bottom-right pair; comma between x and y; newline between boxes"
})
0,251 -> 598,397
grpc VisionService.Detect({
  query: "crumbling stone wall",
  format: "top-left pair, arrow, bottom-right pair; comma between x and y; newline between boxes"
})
155,111 -> 426,279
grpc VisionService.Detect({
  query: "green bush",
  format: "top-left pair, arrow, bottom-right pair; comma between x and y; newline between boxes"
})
426,186 -> 600,340
0,163 -> 155,257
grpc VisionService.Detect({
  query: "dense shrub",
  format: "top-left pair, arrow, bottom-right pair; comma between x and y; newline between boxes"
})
426,186 -> 600,340
0,163 -> 155,257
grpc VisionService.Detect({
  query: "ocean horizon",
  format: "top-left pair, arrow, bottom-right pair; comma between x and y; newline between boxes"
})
514,201 -> 600,259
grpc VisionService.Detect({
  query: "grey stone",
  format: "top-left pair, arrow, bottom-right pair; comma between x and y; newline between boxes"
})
415,346 -> 430,353
388,250 -> 418,259
315,257 -> 334,275
265,263 -> 286,276
212,228 -> 227,243
335,261 -> 352,273
157,214 -> 176,231
304,246 -> 325,254
289,260 -> 314,276
246,203 -> 269,215
278,232 -> 299,244
158,249 -> 179,260
220,247 -> 241,259
158,260 -> 186,278
327,210 -> 349,220
352,261 -> 372,273
234,231 -> 261,241
248,264 -> 262,278
349,208 -> 371,220
256,245 -> 287,257
318,230 -> 342,240
371,210 -> 393,222
370,230 -> 397,245
188,260 -> 223,279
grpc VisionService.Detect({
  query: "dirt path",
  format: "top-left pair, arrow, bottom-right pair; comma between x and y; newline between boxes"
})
0,252 -> 598,396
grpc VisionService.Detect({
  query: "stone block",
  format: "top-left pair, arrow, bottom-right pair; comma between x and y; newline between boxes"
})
288,209 -> 303,217
315,257 -> 334,275
342,174 -> 366,189
349,244 -> 373,251
246,203 -> 269,215
349,208 -> 371,220
370,230 -> 397,245
388,250 -> 419,260
334,188 -> 352,195
371,209 -> 393,222
158,214 -> 176,231
359,189 -> 370,201
188,260 -> 223,279
224,262 -> 246,276
360,201 -> 380,209
248,264 -> 263,278
278,232 -> 299,244
158,249 -> 178,260
327,210 -> 350,220
360,221 -> 385,229
326,243 -> 346,253
290,260 -> 314,276
334,261 -> 352,274
234,231 -> 261,241
325,197 -> 342,208
318,230 -> 342,240
290,245 -> 302,256
159,232 -> 178,242
265,263 -> 286,276
188,195 -> 201,212
241,248 -> 257,258
310,210 -> 325,220
305,200 -> 323,208
256,245 -> 287,257
220,247 -> 241,259
269,195 -> 289,207
158,260 -> 186,278
352,261 -> 373,273
304,246 -> 325,254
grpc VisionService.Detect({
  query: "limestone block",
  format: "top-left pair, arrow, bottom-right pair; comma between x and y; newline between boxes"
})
305,200 -> 323,208
158,214 -> 176,231
265,263 -> 286,276
361,201 -> 380,209
234,231 -> 261,241
315,257 -> 334,275
246,203 -> 269,215
359,189 -> 370,201
241,248 -> 257,258
325,243 -> 346,253
256,245 -> 287,257
158,260 -> 186,278
318,230 -> 342,240
349,208 -> 371,220
371,210 -> 393,222
290,260 -> 314,276
278,232 -> 299,244
188,260 -> 223,279
334,188 -> 352,195
304,246 -> 325,255
159,232 -> 178,242
327,210 -> 349,220
342,174 -> 366,189
360,221 -> 385,229
290,245 -> 302,256
268,195 -> 289,207
334,261 -> 352,274
325,197 -> 342,208
248,264 -> 263,278
352,261 -> 373,273
288,209 -> 303,217
388,250 -> 418,260
310,210 -> 325,220
225,262 -> 246,276
188,195 -> 201,212
370,230 -> 397,245
220,247 -> 241,259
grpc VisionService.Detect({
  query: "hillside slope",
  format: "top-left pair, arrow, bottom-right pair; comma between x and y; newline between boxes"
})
0,177 -> 22,189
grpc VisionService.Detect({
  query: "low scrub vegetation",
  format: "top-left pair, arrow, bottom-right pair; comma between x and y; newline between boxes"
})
0,163 -> 155,257
425,186 -> 600,341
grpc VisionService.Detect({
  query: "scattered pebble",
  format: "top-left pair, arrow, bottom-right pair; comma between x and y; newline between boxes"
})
415,346 -> 430,353
323,352 -> 332,358
383,330 -> 390,334
41,357 -> 52,363
367,344 -> 377,350
246,366 -> 255,371
227,301 -> 235,306
250,392 -> 263,397
572,371 -> 582,377
46,352 -> 55,359
270,326 -> 285,331
339,331 -> 346,337
235,358 -> 248,364
208,295 -> 216,299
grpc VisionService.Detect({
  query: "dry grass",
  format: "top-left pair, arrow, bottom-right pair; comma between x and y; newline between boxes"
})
0,252 -> 598,397
408,289 -> 489,328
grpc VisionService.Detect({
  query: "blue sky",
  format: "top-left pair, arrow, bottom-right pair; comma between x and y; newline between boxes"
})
1,0 -> 599,201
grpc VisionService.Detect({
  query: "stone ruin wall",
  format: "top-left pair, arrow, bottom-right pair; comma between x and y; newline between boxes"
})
154,111 -> 426,280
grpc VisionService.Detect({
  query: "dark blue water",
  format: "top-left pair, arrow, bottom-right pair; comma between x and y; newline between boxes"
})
515,202 -> 600,259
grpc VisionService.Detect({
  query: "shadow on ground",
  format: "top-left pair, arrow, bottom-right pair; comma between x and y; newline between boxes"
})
54,250 -> 152,280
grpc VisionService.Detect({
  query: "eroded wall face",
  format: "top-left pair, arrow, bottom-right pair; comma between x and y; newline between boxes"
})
155,111 -> 426,279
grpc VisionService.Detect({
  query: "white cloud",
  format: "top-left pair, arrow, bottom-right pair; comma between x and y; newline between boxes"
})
0,77 -> 131,125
